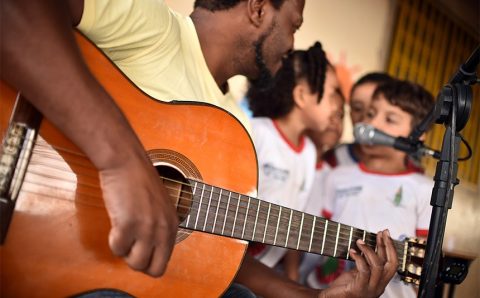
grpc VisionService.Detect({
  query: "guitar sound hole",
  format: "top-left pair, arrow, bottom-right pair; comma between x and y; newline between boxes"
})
155,165 -> 192,223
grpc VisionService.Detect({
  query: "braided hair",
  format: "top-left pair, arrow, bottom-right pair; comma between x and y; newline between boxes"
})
247,41 -> 328,118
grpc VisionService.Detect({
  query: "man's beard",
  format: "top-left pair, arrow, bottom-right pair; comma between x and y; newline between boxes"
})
249,30 -> 276,91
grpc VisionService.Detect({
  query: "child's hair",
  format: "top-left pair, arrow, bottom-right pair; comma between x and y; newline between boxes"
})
247,42 -> 328,118
372,79 -> 435,129
351,72 -> 393,97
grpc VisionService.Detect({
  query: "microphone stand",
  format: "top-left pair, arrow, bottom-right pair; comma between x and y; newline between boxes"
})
417,45 -> 479,298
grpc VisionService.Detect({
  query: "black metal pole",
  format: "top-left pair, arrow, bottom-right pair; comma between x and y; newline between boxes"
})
418,126 -> 460,297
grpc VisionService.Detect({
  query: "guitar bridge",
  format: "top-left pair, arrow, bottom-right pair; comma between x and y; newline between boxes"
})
1,122 -> 37,243
1,95 -> 42,244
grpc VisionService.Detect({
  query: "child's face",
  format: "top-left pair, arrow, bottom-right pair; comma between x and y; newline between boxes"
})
319,92 -> 344,150
361,95 -> 413,156
303,68 -> 341,134
350,82 -> 377,125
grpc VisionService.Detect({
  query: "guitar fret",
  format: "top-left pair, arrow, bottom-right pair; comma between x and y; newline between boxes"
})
346,226 -> 353,259
285,209 -> 293,247
202,185 -> 214,231
297,213 -> 304,250
309,216 -> 316,252
333,223 -> 341,257
321,219 -> 328,255
231,193 -> 241,237
194,184 -> 206,230
241,196 -> 251,239
186,181 -> 198,228
212,189 -> 222,233
402,241 -> 409,272
222,191 -> 232,235
263,203 -> 271,243
273,206 -> 282,246
252,199 -> 261,241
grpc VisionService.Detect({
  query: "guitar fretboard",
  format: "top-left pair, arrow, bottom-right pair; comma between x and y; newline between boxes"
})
179,180 -> 407,267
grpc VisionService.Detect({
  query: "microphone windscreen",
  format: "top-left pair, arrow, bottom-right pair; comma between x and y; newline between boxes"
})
354,123 -> 374,145
353,123 -> 396,146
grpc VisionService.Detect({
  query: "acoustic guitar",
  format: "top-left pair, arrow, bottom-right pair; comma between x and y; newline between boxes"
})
0,32 -> 425,297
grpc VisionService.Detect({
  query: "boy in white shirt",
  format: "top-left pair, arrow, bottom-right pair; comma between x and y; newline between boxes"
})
315,79 -> 435,297
323,72 -> 393,168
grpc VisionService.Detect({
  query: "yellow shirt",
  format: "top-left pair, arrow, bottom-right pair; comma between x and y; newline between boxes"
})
78,0 -> 250,131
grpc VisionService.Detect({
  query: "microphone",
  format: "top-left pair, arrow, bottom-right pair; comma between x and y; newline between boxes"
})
354,123 -> 440,159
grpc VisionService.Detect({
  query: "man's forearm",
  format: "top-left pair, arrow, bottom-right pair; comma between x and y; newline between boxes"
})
234,254 -> 318,298
1,0 -> 144,169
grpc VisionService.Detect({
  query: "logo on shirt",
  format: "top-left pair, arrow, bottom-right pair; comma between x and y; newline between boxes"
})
262,163 -> 289,182
335,186 -> 363,199
393,186 -> 403,207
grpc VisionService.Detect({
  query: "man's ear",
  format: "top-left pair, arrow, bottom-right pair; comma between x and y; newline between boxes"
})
247,0 -> 268,27
293,81 -> 308,109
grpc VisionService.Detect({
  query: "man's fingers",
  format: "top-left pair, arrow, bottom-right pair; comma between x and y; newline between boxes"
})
381,229 -> 399,283
349,243 -> 370,287
109,226 -> 135,257
356,238 -> 383,289
146,245 -> 172,277
124,240 -> 155,272
376,230 -> 387,263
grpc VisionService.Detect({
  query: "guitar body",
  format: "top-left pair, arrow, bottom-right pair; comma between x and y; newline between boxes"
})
0,33 -> 258,297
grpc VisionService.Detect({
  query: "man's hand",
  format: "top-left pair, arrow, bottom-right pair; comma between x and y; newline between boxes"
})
99,152 -> 179,277
319,230 -> 398,298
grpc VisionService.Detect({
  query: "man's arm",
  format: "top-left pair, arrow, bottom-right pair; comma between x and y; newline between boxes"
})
0,0 -> 178,277
235,254 -> 318,298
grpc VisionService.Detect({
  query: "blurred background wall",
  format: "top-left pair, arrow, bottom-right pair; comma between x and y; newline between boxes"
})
166,1 -> 479,297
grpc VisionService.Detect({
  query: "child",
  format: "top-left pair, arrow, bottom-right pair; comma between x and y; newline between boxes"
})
246,42 -> 337,269
304,64 -> 345,217
315,79 -> 435,297
294,64 -> 346,284
323,72 -> 393,167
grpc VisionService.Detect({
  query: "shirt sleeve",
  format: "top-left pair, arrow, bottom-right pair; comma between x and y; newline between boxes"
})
77,0 -> 175,63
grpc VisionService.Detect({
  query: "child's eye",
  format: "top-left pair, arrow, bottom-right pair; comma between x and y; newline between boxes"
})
386,117 -> 398,124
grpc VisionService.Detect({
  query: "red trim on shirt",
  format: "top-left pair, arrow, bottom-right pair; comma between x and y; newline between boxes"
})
406,159 -> 425,174
416,229 -> 429,237
322,209 -> 333,220
323,149 -> 338,168
272,120 -> 306,153
358,162 -> 416,176
316,160 -> 324,170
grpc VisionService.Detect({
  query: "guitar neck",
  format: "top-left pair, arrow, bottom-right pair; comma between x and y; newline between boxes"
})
179,179 -> 407,268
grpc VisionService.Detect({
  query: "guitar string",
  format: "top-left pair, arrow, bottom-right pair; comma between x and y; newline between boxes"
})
11,144 -> 410,254
16,186 -> 407,264
18,179 -> 407,258
22,148 -> 409,252
19,165 -> 403,250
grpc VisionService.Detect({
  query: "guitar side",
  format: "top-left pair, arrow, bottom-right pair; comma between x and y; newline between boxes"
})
0,33 -> 258,297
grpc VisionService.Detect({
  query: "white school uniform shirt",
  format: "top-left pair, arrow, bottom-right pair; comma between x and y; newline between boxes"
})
249,117 -> 317,267
322,163 -> 433,298
304,161 -> 332,217
323,143 -> 358,168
